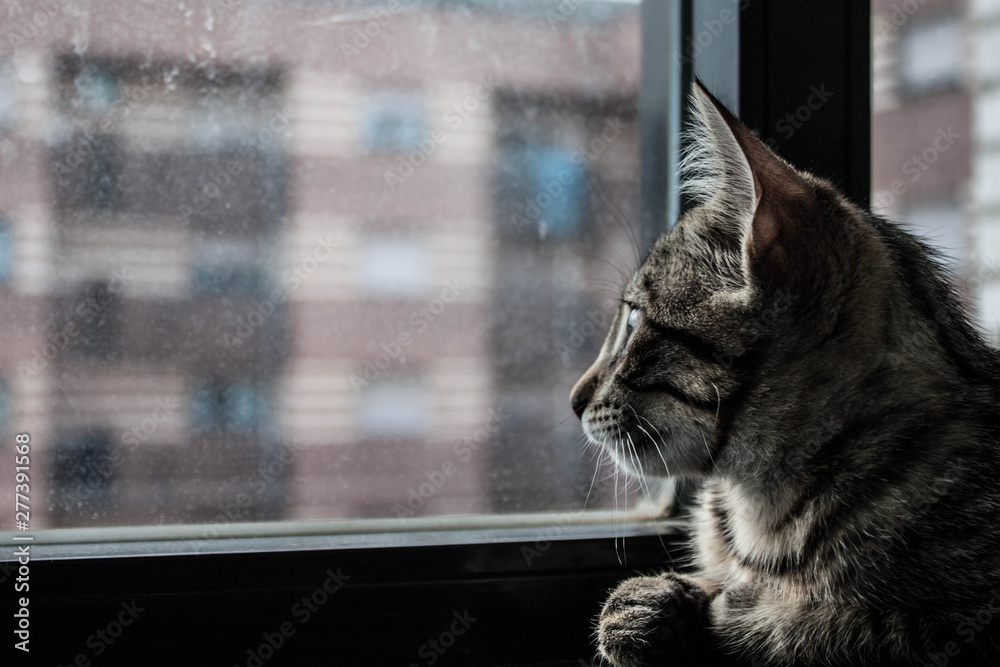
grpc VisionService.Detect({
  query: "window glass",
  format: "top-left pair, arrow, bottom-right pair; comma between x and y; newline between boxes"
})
899,14 -> 963,94
360,235 -> 427,297
0,0 -> 651,536
873,0 -> 999,345
360,377 -> 430,439
360,88 -> 427,153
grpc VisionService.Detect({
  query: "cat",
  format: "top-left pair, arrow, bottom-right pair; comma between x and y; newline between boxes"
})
569,81 -> 1000,666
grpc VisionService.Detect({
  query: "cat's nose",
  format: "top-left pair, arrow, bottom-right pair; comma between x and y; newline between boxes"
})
570,375 -> 597,419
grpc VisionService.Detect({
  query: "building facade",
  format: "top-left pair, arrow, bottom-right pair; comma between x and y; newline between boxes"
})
0,0 -> 641,529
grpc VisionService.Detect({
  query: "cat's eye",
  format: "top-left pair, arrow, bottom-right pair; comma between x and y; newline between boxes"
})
619,307 -> 642,358
627,308 -> 642,338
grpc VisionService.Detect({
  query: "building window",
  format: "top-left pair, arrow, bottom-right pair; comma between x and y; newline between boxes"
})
82,134 -> 120,210
71,280 -> 121,360
498,124 -> 590,241
0,219 -> 12,284
191,380 -> 271,433
75,63 -> 120,112
360,377 -> 429,439
360,235 -> 426,298
903,201 -> 967,268
192,238 -> 271,297
524,146 -> 587,239
360,89 -> 427,153
900,14 -> 963,95
49,428 -> 116,524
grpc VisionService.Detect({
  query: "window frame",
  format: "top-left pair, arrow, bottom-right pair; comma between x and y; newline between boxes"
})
1,1 -> 870,663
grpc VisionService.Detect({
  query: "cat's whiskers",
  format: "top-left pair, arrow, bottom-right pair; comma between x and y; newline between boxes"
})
624,429 -> 649,500
596,150 -> 642,269
629,405 -> 672,478
711,381 -> 722,420
583,443 -> 603,509
608,427 -> 623,564
697,424 -> 722,476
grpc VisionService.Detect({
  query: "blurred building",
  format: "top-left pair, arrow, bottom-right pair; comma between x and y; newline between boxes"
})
873,0 -> 1000,343
0,0 -> 640,529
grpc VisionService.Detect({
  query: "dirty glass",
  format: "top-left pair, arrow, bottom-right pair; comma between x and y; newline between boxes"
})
0,0 -> 660,537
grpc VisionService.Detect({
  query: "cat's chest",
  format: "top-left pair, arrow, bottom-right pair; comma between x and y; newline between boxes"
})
693,481 -> 814,584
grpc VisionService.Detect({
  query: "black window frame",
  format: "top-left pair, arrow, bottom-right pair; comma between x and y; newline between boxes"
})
2,1 -> 870,664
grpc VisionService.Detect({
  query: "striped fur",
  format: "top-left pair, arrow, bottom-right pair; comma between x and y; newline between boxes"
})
570,82 -> 1000,666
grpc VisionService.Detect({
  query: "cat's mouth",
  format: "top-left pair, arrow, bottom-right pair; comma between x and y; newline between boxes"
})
582,403 -> 673,478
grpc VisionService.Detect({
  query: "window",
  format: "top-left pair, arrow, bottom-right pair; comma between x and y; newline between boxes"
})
359,376 -> 430,438
191,379 -> 271,433
66,280 -> 121,360
75,63 -> 120,112
899,13 -> 963,95
359,234 -> 427,297
192,238 -> 272,297
81,133 -> 120,210
504,144 -> 589,240
0,3 -> 883,665
48,428 -> 116,526
360,88 -> 427,152
0,0 -> 672,550
1,0 -> 659,535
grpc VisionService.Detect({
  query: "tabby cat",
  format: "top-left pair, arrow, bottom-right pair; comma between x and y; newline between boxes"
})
569,82 -> 1000,666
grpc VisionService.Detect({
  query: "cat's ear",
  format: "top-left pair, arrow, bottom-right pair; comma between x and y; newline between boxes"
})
681,81 -> 808,278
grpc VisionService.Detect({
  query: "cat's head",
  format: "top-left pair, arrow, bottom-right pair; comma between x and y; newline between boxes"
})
570,81 -> 887,480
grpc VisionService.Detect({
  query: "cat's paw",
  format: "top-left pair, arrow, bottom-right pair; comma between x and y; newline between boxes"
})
597,573 -> 712,667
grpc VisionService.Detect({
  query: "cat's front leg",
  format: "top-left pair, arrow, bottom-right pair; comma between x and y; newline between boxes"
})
597,572 -> 720,667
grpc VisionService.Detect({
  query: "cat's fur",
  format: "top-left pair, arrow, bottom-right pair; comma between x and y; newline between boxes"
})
569,82 -> 1000,666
